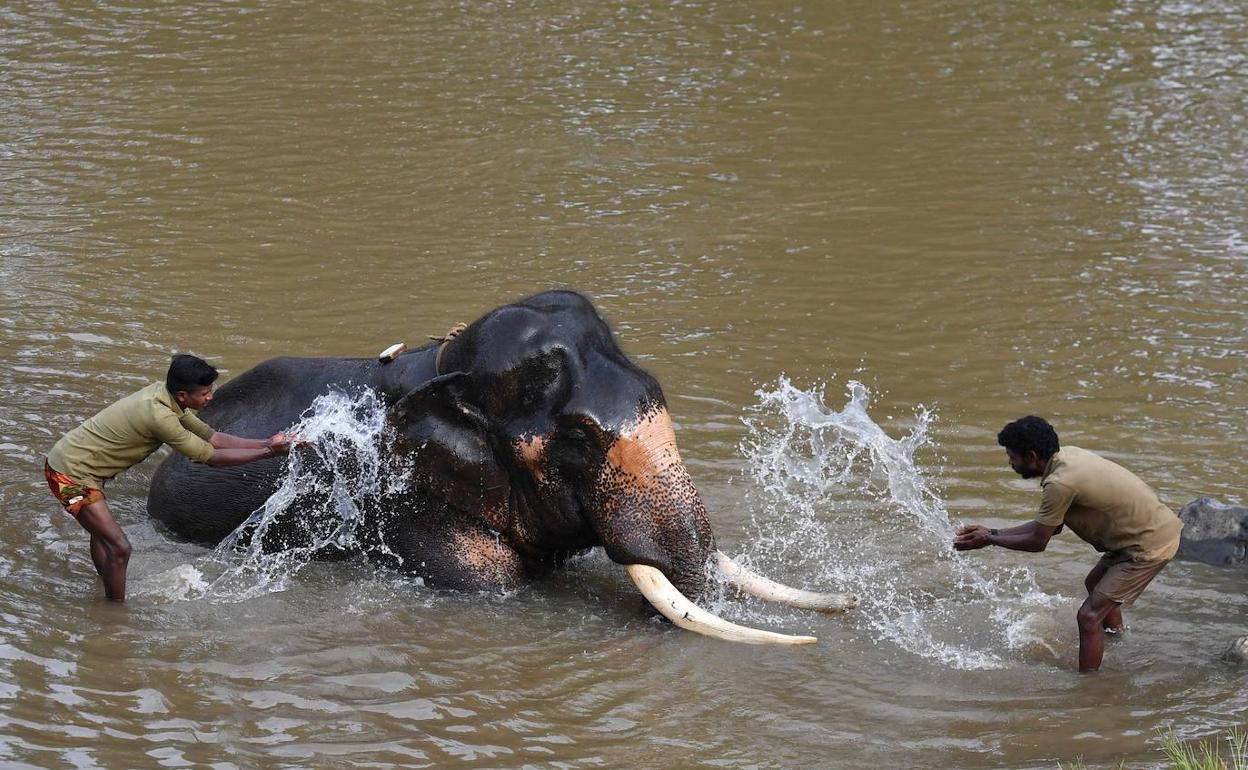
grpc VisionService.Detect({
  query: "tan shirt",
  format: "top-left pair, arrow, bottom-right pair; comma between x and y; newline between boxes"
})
1035,446 -> 1182,559
47,381 -> 216,489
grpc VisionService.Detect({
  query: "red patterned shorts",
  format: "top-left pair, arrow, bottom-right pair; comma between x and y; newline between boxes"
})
44,460 -> 103,517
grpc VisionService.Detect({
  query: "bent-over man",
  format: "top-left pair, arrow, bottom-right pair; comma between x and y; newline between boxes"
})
45,354 -> 294,602
953,415 -> 1182,672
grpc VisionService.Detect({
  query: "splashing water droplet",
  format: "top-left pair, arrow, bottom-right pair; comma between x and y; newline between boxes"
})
739,376 -> 1064,669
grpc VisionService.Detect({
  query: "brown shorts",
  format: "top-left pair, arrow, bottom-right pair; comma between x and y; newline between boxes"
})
44,460 -> 104,517
1091,538 -> 1180,606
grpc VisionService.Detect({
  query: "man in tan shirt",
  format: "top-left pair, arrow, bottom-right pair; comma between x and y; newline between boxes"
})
954,416 -> 1182,672
44,354 -> 294,602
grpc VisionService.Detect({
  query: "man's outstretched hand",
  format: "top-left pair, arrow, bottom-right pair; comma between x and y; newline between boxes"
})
265,432 -> 307,454
953,525 -> 991,551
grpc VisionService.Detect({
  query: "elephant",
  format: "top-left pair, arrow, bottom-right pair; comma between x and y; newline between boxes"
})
148,290 -> 855,644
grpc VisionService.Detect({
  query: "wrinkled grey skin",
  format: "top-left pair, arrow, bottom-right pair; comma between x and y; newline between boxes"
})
1176,497 -> 1248,567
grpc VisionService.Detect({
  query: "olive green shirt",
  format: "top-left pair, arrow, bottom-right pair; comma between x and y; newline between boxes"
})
46,381 -> 216,489
1034,446 -> 1182,559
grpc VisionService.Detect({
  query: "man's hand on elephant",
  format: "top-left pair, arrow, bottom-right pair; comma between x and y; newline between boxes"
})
265,432 -> 296,454
953,524 -> 991,551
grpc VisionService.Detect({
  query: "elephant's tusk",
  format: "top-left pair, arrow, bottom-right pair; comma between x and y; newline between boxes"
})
716,552 -> 857,613
623,564 -> 817,646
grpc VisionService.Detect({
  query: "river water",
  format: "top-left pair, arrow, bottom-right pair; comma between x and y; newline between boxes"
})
2,1 -> 1245,768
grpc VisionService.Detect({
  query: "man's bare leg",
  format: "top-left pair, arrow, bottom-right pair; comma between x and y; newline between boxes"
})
75,499 -> 131,602
1084,562 -> 1124,633
1103,605 -> 1124,634
1075,591 -> 1122,672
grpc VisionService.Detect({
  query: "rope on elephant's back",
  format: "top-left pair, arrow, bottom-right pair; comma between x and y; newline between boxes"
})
431,322 -> 468,376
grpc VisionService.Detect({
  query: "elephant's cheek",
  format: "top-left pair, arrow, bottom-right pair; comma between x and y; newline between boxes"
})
514,435 -> 547,484
449,530 -> 526,589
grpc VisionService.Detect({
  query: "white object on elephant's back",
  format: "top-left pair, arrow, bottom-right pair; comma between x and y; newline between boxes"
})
625,564 -> 817,645
716,551 -> 857,612
378,342 -> 406,363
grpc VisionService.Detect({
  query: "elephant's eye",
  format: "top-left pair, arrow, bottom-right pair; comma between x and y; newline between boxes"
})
550,422 -> 605,470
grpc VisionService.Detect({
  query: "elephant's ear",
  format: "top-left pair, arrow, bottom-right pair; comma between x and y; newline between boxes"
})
389,372 -> 487,436
388,372 -> 507,515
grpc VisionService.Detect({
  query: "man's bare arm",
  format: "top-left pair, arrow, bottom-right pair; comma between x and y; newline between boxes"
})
209,431 -> 291,450
954,521 -> 1061,552
203,433 -> 293,466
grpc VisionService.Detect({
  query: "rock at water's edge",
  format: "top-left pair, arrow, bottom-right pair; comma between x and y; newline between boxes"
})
1222,637 -> 1248,665
1175,497 -> 1248,567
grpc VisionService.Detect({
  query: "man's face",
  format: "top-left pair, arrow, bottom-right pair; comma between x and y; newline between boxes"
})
1005,448 -> 1043,479
178,384 -> 214,410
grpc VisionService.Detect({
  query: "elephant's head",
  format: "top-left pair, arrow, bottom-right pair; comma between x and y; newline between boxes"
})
386,291 -> 853,644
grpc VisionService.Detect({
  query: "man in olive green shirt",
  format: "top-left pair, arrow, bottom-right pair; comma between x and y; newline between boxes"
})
44,354 -> 294,602
954,416 -> 1182,672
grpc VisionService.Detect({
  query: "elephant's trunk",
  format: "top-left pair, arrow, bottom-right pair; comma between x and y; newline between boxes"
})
590,406 -> 717,602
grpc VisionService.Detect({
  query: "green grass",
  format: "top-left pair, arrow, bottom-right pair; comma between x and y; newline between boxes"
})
1059,730 -> 1247,770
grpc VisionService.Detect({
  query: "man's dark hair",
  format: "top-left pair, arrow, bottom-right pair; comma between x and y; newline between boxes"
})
997,415 -> 1060,459
166,354 -> 218,394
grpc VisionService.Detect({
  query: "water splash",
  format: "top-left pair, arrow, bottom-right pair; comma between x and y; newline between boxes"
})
191,388 -> 406,603
133,564 -> 210,603
739,376 -> 1063,669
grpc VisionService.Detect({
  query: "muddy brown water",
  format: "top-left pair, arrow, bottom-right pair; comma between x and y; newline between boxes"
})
2,2 -> 1245,768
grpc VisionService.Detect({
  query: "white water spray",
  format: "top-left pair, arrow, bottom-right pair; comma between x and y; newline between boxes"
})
740,376 -> 1063,669
185,388 -> 406,603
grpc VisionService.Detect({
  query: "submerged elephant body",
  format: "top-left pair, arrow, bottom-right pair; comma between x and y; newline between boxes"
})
149,291 -> 853,643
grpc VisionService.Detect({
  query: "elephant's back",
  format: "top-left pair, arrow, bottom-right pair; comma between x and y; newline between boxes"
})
205,356 -> 375,436
147,356 -> 372,544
